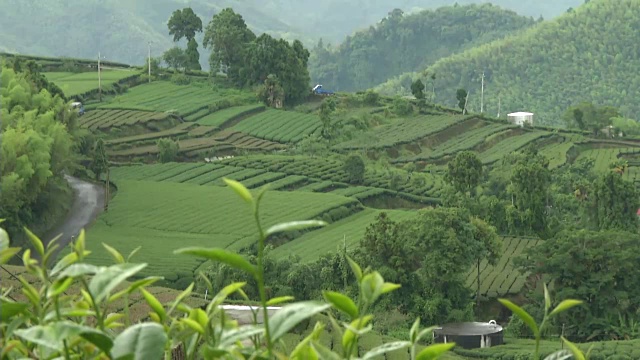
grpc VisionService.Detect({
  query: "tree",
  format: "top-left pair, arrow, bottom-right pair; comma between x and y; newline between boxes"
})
563,102 -> 621,136
203,8 -> 256,82
343,154 -> 365,184
91,138 -> 108,181
257,74 -> 284,108
456,88 -> 467,111
185,38 -> 201,71
167,7 -> 203,42
410,79 -> 425,100
520,229 -> 640,341
162,47 -> 188,72
446,151 -> 483,196
319,97 -> 337,139
590,169 -> 639,232
507,147 -> 551,236
157,138 -> 179,163
470,217 -> 501,307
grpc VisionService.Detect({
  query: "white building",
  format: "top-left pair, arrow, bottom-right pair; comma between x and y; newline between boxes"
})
507,112 -> 534,127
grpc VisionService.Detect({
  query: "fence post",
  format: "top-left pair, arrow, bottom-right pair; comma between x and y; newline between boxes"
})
171,343 -> 185,360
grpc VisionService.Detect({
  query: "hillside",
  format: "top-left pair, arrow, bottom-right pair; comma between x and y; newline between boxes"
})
309,3 -> 538,92
375,0 -> 640,125
0,0 -> 582,68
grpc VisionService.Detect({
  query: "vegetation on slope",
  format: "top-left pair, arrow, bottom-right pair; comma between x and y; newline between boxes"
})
309,4 -> 538,92
376,0 -> 640,125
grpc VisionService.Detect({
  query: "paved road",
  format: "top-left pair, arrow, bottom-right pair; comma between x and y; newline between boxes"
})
43,175 -> 105,261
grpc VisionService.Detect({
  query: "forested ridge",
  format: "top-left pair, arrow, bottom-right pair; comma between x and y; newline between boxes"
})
309,3 -> 537,92
375,0 -> 640,125
0,0 -> 582,68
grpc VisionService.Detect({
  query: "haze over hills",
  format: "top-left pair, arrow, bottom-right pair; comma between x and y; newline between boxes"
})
0,0 -> 583,67
309,3 -> 538,92
375,0 -> 640,125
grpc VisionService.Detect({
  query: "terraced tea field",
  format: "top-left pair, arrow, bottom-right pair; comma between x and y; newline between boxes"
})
231,109 -> 322,143
271,208 -> 418,261
44,70 -> 137,96
465,236 -> 541,297
335,114 -> 471,150
477,130 -> 552,164
79,109 -> 178,130
98,81 -> 251,117
195,104 -> 265,127
86,180 -> 358,280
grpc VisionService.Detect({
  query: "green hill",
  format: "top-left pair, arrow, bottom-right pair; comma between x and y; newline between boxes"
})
0,0 -> 582,68
309,4 -> 538,92
375,0 -> 640,125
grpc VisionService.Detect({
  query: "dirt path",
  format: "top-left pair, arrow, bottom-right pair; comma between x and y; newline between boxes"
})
43,175 -> 105,260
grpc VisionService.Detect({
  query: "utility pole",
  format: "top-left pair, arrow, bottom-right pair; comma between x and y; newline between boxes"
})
480,71 -> 485,114
98,52 -> 102,102
463,90 -> 470,115
497,96 -> 501,118
148,41 -> 151,83
104,167 -> 110,212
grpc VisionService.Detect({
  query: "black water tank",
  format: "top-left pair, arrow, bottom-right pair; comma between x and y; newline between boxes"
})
433,320 -> 504,349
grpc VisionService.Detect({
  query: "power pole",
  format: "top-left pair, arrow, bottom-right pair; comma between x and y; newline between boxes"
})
98,52 -> 102,102
104,167 -> 110,212
148,42 -> 151,83
463,90 -> 470,115
480,71 -> 485,114
497,96 -> 501,118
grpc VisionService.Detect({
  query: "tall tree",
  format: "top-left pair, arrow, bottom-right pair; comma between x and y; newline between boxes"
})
446,151 -> 483,196
410,79 -> 425,100
162,47 -> 188,72
562,102 -> 621,136
258,74 -> 284,108
185,38 -> 201,71
456,88 -> 467,111
507,147 -> 551,236
203,8 -> 256,83
591,168 -> 639,232
167,8 -> 203,42
91,139 -> 108,181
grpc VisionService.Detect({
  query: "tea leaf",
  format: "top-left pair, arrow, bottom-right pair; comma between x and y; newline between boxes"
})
544,283 -> 551,312
0,247 -> 20,265
219,325 -> 264,347
174,247 -> 257,277
346,256 -> 362,282
47,277 -> 74,298
561,337 -> 585,360
127,246 -> 142,262
410,318 -> 420,343
102,243 -> 125,264
322,291 -> 358,319
549,300 -> 583,317
0,227 -> 9,250
223,178 -> 253,203
267,296 -> 295,306
23,227 -> 44,257
362,341 -> 411,360
51,252 -> 80,276
415,343 -> 456,360
181,318 -> 205,334
109,276 -> 164,302
311,341 -> 341,360
0,300 -> 28,320
90,263 -> 148,303
140,288 -> 167,323
111,323 -> 167,360
265,220 -> 327,237
498,299 -> 539,337
15,321 -> 106,352
58,263 -> 100,278
269,301 -> 331,341
81,331 -> 114,355
381,282 -> 401,294
543,350 -> 574,360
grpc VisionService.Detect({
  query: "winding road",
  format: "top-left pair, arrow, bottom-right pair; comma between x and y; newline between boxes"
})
43,175 -> 105,260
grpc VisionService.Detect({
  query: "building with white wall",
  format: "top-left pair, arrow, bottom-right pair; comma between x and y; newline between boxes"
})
507,112 -> 534,127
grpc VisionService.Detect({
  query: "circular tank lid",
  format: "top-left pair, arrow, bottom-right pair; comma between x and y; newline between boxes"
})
434,321 -> 503,336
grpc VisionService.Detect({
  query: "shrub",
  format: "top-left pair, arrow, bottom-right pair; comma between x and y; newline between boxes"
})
156,138 -> 179,163
393,98 -> 413,116
170,73 -> 191,85
363,90 -> 380,106
343,154 -> 365,184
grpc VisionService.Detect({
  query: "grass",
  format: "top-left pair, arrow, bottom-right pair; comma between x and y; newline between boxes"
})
44,70 -> 137,96
85,180 -> 358,280
477,130 -> 552,164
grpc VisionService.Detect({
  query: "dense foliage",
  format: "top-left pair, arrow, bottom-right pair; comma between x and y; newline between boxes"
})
204,8 -> 311,105
0,64 -> 78,239
376,0 -> 640,125
309,4 -> 537,91
0,0 -> 582,67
